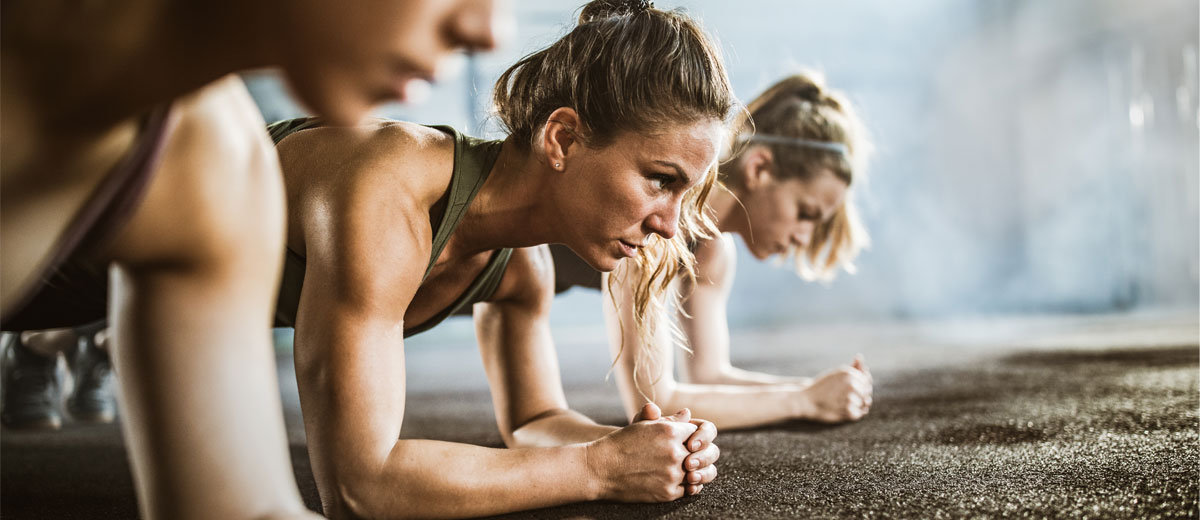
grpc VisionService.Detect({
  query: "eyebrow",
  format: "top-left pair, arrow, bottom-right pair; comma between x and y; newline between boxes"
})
652,160 -> 693,187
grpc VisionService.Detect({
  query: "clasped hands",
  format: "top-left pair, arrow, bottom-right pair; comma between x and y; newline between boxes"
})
586,402 -> 719,502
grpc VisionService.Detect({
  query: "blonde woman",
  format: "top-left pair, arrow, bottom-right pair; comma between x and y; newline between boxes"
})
554,72 -> 875,430
268,1 -> 735,517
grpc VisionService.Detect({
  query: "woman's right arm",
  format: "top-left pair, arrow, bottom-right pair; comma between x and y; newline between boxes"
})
106,76 -> 315,519
288,136 -> 696,519
603,237 -> 871,429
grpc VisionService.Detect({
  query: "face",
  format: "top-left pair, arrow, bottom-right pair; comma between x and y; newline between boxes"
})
736,165 -> 848,261
554,119 -> 725,272
282,0 -> 513,125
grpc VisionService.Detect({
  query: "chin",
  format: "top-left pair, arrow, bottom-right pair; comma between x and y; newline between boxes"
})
583,248 -> 622,272
285,72 -> 372,126
749,246 -> 771,261
586,254 -> 621,273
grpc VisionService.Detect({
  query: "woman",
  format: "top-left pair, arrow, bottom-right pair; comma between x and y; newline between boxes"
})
270,2 -> 734,517
555,71 -> 875,430
1,2 -> 507,518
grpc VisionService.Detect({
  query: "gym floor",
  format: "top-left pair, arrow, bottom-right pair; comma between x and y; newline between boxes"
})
2,311 -> 1196,519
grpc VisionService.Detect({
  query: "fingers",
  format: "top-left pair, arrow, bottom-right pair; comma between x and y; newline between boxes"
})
633,402 -> 662,423
685,484 -> 704,496
685,418 -> 717,452
686,462 -> 718,487
684,442 -> 720,473
670,408 -> 692,424
850,354 -> 873,383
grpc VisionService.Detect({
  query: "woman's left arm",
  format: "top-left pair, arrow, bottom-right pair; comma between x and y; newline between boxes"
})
475,246 -> 618,447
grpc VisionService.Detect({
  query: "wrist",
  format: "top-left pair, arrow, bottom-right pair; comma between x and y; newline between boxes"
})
579,441 -> 608,501
788,386 -> 813,420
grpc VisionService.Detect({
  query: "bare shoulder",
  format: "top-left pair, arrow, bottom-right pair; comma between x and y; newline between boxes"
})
109,75 -> 283,266
691,233 -> 736,288
280,121 -> 456,313
486,245 -> 554,312
278,120 -> 456,221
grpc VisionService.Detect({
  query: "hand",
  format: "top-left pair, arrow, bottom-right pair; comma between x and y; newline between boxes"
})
630,404 -> 720,496
798,354 -> 873,423
586,405 -> 697,502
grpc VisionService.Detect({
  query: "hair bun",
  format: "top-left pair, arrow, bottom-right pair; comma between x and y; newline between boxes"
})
794,82 -> 823,104
579,0 -> 655,24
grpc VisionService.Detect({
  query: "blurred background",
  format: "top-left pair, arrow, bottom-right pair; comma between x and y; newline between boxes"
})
248,0 -> 1199,350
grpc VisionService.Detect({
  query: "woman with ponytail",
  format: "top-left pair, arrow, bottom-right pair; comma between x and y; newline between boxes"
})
555,71 -> 876,430
267,1 -> 734,516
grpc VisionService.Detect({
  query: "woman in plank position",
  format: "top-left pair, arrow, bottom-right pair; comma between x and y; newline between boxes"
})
1,1 -> 507,517
553,71 -> 875,430
267,1 -> 733,516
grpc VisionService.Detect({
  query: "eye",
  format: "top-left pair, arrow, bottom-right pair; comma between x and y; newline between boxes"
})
649,173 -> 676,191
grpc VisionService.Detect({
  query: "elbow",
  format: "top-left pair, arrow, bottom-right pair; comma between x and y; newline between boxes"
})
326,473 -> 384,520
322,455 -> 414,520
501,423 -> 521,449
507,407 -> 573,448
508,427 -> 534,449
681,361 -> 731,385
329,477 -> 423,520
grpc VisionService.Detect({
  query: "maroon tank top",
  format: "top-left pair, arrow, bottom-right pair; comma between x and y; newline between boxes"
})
2,105 -> 174,330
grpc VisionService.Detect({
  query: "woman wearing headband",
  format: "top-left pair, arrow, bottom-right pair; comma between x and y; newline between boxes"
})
1,2 -> 506,518
555,71 -> 875,429
268,1 -> 732,517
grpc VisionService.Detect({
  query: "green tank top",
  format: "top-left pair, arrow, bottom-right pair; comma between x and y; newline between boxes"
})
268,118 -> 514,337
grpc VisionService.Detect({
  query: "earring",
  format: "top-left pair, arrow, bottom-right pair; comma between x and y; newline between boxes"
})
554,162 -> 561,169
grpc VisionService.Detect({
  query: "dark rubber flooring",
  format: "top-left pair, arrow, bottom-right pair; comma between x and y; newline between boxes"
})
2,313 -> 1197,519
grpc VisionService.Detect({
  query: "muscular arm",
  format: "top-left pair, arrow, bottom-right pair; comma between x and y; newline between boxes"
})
105,76 -> 312,519
286,133 -> 703,518
604,235 -> 872,430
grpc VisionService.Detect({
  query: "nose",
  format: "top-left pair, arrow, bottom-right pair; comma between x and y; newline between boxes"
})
645,198 -> 682,240
793,222 -> 815,248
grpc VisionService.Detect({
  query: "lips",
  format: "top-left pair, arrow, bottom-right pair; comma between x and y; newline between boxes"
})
618,240 -> 642,258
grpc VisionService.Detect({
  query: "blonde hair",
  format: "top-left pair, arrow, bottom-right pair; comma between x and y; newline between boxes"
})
728,71 -> 872,281
492,0 -> 732,401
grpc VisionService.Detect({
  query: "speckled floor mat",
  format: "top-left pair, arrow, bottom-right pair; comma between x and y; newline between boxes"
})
3,315 -> 1197,519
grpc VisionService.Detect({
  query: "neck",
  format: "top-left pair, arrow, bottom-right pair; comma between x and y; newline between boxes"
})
448,138 -> 565,256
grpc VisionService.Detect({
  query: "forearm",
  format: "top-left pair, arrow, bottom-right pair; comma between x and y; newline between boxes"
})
511,408 -> 619,447
686,363 -> 813,387
328,439 -> 598,519
654,381 -> 808,430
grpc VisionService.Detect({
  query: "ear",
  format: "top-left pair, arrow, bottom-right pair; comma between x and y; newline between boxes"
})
541,107 -> 584,172
740,145 -> 775,190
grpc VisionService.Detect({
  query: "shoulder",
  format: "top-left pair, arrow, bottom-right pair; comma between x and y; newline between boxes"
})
280,120 -> 456,214
111,75 -> 283,265
285,123 -> 460,312
691,233 -> 736,288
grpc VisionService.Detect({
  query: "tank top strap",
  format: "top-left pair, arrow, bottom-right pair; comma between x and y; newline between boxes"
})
266,117 -> 324,145
421,125 -> 504,281
402,247 -> 514,337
